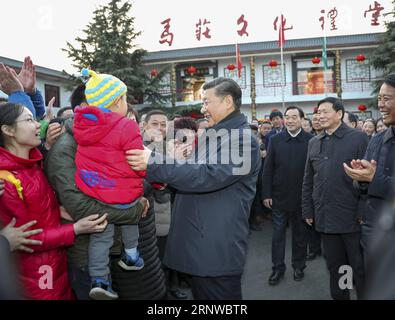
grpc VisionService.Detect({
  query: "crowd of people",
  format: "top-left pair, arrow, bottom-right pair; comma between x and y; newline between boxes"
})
0,56 -> 394,300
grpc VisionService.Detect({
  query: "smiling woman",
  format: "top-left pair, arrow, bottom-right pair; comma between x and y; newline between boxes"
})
0,102 -> 109,300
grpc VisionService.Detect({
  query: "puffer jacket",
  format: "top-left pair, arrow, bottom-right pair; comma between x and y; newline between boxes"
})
0,147 -> 74,300
153,189 -> 171,237
73,106 -> 145,204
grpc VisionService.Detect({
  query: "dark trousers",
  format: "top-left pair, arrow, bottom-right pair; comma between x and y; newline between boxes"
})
157,235 -> 185,297
321,233 -> 365,300
190,274 -> 242,300
361,221 -> 373,261
67,264 -> 91,300
307,225 -> 322,254
272,209 -> 308,272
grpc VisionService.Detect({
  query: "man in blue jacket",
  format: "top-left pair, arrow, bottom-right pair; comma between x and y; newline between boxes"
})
127,77 -> 261,300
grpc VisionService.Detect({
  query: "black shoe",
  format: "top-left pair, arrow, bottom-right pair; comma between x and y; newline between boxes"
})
306,251 -> 322,261
293,269 -> 305,281
169,288 -> 188,300
268,271 -> 284,286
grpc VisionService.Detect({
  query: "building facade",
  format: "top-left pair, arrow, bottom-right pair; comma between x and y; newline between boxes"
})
143,33 -> 383,121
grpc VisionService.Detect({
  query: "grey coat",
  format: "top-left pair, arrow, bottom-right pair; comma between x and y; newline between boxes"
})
302,123 -> 369,234
146,111 -> 261,277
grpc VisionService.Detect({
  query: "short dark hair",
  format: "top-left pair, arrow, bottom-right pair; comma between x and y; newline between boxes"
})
0,103 -> 25,147
269,110 -> 283,120
345,111 -> 358,125
383,73 -> 395,89
174,117 -> 198,133
145,110 -> 168,123
57,106 -> 73,118
285,106 -> 304,118
304,118 -> 313,127
202,77 -> 242,109
171,114 -> 182,121
364,118 -> 377,130
317,97 -> 345,120
70,84 -> 87,110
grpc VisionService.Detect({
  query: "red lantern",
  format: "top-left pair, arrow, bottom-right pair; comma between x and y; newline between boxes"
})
356,54 -> 366,63
150,69 -> 158,77
358,104 -> 367,112
226,64 -> 236,71
187,66 -> 197,76
268,60 -> 278,68
312,57 -> 321,64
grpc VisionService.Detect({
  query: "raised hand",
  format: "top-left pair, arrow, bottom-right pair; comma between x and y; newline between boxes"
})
45,122 -> 63,149
0,63 -> 24,94
44,97 -> 56,122
17,56 -> 36,94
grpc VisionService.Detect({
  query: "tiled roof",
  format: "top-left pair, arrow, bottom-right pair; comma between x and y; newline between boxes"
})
144,32 -> 383,63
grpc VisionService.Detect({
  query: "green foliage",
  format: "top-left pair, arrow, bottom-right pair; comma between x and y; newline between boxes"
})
370,1 -> 395,95
63,0 -> 169,105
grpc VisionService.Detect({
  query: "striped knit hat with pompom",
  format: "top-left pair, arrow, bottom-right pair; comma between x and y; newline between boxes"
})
81,68 -> 127,109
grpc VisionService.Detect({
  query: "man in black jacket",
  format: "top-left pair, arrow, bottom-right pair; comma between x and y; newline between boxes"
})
343,74 -> 395,255
127,78 -> 260,300
302,97 -> 368,300
265,110 -> 284,150
263,106 -> 313,285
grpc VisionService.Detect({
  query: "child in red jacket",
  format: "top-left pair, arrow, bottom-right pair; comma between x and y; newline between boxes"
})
74,69 -> 145,300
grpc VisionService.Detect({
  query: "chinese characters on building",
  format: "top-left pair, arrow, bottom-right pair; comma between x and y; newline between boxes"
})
159,3 -> 385,47
364,1 -> 384,26
319,7 -> 338,31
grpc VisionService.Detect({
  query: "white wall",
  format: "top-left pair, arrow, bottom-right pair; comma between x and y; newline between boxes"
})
36,78 -> 71,108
